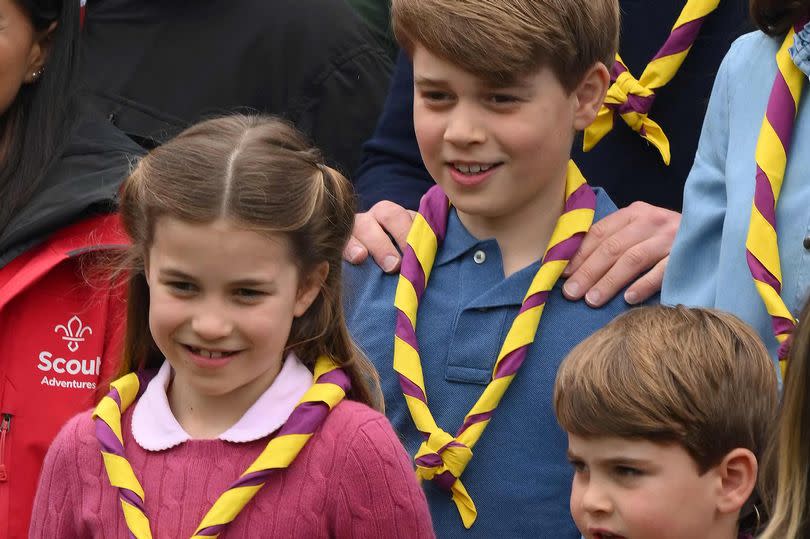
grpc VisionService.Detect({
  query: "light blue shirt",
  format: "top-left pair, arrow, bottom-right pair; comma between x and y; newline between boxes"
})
344,188 -> 635,538
663,29 -> 810,362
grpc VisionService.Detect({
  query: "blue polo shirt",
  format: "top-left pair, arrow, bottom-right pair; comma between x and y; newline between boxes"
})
344,188 -> 634,538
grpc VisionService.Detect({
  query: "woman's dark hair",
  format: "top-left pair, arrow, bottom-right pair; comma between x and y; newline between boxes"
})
750,0 -> 810,35
0,0 -> 80,232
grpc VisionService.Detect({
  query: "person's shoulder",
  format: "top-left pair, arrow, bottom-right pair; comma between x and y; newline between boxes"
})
50,408 -> 99,454
68,104 -> 145,158
342,259 -> 396,310
723,30 -> 781,75
319,401 -> 413,474
343,258 -> 389,286
728,30 -> 778,55
320,401 -> 400,448
323,400 -> 390,432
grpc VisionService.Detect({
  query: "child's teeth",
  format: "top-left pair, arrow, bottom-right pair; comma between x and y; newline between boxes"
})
192,348 -> 228,359
454,163 -> 494,174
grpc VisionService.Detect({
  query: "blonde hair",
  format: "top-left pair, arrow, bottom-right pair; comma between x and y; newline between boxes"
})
554,305 -> 778,472
391,0 -> 620,91
759,300 -> 810,539
116,115 -> 382,409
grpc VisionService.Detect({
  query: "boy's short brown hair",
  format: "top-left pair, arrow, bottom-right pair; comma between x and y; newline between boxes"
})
554,305 -> 778,473
391,0 -> 620,92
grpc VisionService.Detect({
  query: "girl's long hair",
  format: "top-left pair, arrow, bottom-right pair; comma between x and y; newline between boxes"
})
750,0 -> 810,35
0,0 -> 79,232
758,299 -> 810,539
117,115 -> 383,410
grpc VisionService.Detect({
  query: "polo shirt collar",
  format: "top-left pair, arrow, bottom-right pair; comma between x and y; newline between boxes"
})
434,207 -> 499,267
132,353 -> 313,451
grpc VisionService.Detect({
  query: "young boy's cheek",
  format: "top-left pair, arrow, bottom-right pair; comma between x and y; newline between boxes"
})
568,482 -> 587,532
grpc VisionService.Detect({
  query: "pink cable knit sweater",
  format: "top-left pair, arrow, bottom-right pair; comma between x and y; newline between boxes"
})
29,401 -> 434,538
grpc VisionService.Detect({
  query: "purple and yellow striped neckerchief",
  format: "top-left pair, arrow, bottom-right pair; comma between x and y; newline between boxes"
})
93,355 -> 350,539
746,19 -> 809,371
584,0 -> 720,164
394,161 -> 596,528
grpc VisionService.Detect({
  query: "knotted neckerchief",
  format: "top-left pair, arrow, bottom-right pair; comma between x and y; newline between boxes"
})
93,355 -> 350,539
584,0 -> 721,164
394,161 -> 596,528
745,18 -> 809,371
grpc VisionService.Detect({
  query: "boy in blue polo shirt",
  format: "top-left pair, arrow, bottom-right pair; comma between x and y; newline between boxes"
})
344,0 -> 631,536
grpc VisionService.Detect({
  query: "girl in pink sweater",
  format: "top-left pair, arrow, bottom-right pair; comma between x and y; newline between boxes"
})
29,115 -> 434,538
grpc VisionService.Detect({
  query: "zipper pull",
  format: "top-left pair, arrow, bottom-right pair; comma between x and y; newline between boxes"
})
0,413 -> 11,482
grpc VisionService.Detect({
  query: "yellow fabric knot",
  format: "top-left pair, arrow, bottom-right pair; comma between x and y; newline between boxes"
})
413,430 -> 476,528
581,0 -> 724,163
584,59 -> 672,165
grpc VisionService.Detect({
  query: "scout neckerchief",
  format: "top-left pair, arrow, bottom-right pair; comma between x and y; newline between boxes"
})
394,161 -> 596,528
745,18 -> 809,372
584,0 -> 721,164
93,355 -> 350,539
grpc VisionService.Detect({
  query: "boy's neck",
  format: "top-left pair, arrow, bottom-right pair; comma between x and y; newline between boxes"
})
167,364 -> 282,439
456,171 -> 567,277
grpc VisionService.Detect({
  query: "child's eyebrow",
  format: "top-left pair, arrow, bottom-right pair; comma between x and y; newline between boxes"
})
159,268 -> 195,280
482,80 -> 532,90
414,76 -> 449,87
229,279 -> 273,288
597,457 -> 650,468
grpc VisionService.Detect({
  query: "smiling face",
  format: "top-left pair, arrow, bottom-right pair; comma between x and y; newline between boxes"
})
412,44 -> 584,231
567,434 -> 736,539
145,217 -> 322,404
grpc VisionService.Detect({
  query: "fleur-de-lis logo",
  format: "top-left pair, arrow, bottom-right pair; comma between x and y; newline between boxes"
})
54,315 -> 93,353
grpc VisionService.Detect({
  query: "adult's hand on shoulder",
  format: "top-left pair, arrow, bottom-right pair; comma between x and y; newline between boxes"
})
561,201 -> 681,307
343,200 -> 416,273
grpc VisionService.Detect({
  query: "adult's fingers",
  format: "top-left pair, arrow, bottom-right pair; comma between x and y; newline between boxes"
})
580,234 -> 669,307
623,256 -> 668,305
562,214 -> 650,301
343,201 -> 416,273
562,206 -> 630,279
343,235 -> 370,265
562,202 -> 680,306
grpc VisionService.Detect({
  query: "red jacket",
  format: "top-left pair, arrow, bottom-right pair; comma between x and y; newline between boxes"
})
0,213 -> 128,538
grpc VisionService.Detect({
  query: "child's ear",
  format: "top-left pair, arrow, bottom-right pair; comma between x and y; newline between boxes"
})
294,262 -> 329,318
572,62 -> 610,131
24,21 -> 57,84
714,448 -> 758,515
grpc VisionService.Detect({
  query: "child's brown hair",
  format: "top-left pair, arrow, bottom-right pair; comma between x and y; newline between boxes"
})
117,115 -> 382,409
391,0 -> 620,92
554,305 -> 778,473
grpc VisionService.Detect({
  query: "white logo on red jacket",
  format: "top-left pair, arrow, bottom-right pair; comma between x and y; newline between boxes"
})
37,315 -> 100,388
54,315 -> 92,353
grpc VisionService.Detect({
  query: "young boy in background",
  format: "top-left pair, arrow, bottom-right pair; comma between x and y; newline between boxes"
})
344,0 -> 633,536
555,305 -> 778,539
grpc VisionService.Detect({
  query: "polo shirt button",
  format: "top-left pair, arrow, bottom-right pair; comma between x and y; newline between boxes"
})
804,235 -> 810,250
473,250 -> 486,264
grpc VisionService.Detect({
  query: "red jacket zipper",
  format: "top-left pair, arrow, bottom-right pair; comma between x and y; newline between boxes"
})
0,413 -> 11,482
